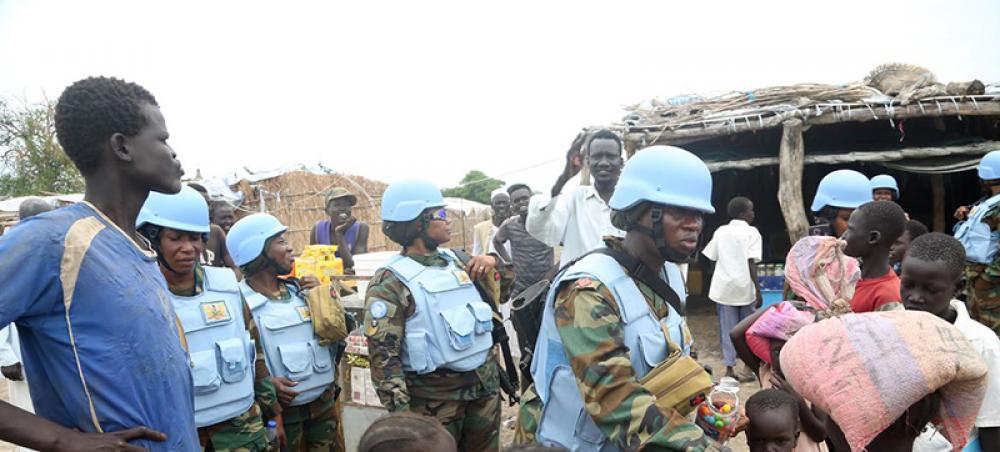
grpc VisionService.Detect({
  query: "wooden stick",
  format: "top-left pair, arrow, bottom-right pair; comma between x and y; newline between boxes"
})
777,119 -> 809,244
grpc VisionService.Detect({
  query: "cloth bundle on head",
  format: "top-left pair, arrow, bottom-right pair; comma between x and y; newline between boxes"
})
780,311 -> 987,452
785,236 -> 860,316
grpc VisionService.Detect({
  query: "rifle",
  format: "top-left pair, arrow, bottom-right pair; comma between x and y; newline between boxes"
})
453,250 -> 520,405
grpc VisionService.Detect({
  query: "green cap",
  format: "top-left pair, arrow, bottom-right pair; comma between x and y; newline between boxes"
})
325,187 -> 357,206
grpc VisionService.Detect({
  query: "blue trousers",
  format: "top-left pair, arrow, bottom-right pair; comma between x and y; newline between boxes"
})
717,303 -> 756,367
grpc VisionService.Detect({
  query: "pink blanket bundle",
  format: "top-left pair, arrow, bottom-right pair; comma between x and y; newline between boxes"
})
784,236 -> 860,313
747,301 -> 815,341
780,311 -> 988,452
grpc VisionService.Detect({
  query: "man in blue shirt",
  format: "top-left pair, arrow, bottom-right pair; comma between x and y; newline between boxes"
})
0,77 -> 198,451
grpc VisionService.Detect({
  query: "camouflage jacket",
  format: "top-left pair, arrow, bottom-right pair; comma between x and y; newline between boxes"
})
168,266 -> 281,438
551,238 -> 719,451
363,249 -> 507,412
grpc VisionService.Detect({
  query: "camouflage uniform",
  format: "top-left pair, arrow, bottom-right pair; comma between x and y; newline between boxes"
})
965,205 -> 1000,335
168,266 -> 279,452
516,238 -> 721,451
258,282 -> 344,452
363,250 -> 504,452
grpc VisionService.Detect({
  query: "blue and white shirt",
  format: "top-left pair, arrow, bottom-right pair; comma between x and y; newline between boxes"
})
0,203 -> 198,451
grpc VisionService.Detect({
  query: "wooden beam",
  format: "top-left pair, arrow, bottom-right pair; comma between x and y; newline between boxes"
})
625,99 -> 1000,147
704,140 -> 998,172
932,174 -> 946,232
777,119 -> 809,244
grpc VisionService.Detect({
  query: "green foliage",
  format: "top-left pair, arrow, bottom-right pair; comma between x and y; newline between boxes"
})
441,170 -> 505,205
0,98 -> 84,197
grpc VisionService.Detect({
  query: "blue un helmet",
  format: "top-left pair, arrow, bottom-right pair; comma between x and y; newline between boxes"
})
609,146 -> 715,214
978,150 -> 1000,181
810,169 -> 872,213
136,185 -> 210,233
870,174 -> 900,200
381,179 -> 446,222
226,213 -> 288,267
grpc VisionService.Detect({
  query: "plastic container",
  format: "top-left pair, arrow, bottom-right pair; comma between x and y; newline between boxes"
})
695,377 -> 741,445
266,419 -> 278,446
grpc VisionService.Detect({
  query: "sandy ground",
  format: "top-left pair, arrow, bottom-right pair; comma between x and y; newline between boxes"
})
0,295 -> 757,451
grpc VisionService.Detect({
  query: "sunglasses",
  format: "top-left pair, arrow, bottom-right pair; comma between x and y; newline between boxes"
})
427,208 -> 447,221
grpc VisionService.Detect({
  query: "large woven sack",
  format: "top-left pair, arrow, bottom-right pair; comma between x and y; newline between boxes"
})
780,311 -> 987,452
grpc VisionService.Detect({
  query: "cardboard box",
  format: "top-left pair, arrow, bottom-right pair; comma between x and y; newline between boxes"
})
363,368 -> 382,407
350,366 -> 368,405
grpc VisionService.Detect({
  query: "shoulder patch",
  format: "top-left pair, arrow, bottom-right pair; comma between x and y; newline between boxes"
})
369,300 -> 389,319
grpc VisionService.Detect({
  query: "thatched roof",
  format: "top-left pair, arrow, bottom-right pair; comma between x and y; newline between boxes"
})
614,64 -> 1000,149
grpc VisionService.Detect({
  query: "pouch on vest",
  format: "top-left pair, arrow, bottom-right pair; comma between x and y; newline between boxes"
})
215,338 -> 248,384
639,322 -> 712,417
191,350 -> 223,395
277,342 -> 314,381
303,282 -> 349,344
440,306 -> 477,350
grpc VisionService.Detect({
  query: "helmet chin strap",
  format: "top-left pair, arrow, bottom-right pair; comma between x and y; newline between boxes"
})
418,217 -> 441,251
633,206 -> 696,264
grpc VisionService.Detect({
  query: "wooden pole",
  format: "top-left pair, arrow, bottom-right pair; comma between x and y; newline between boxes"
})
932,174 -> 945,232
778,119 -> 809,243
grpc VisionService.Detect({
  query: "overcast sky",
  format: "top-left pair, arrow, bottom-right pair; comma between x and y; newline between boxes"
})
1,0 -> 998,192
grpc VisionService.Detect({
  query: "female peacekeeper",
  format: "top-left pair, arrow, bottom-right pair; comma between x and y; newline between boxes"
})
226,213 -> 342,451
137,186 -> 281,452
363,179 -> 505,452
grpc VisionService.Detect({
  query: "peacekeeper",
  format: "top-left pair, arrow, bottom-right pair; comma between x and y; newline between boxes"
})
954,149 -> 1000,335
227,214 -> 343,451
136,186 -> 281,452
363,179 -> 507,452
808,169 -> 872,237
870,174 -> 900,202
516,146 -> 722,451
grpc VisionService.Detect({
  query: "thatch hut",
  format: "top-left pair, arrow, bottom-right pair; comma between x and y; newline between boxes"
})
228,170 -> 491,255
611,64 -> 999,266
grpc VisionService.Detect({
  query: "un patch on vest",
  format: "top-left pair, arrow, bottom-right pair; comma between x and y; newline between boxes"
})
201,301 -> 232,324
453,270 -> 472,285
296,306 -> 311,321
369,300 -> 389,319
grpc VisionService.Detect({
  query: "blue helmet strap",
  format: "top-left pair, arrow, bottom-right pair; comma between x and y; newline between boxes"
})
417,214 -> 440,251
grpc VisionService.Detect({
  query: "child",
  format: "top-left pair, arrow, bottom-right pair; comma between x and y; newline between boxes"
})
889,219 -> 928,274
841,200 -> 907,312
780,310 -> 987,452
358,412 -> 457,452
901,233 -> 1000,451
746,389 -> 801,452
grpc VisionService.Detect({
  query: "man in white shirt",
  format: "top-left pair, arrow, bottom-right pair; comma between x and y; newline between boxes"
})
526,130 -> 625,267
702,197 -> 762,380
901,233 -> 1000,451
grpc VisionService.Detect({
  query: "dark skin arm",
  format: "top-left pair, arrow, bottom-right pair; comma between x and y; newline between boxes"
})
549,132 -> 587,198
729,306 -> 769,375
0,401 -> 165,451
492,220 -> 512,264
980,427 -> 1000,451
748,259 -> 761,308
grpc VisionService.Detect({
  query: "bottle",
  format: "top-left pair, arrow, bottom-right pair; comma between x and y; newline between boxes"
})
266,420 -> 278,449
695,377 -> 741,445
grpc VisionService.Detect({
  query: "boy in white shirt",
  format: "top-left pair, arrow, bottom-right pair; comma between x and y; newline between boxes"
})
901,232 -> 1000,451
702,197 -> 762,380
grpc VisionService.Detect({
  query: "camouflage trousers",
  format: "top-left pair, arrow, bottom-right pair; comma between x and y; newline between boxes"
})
199,403 -> 270,452
410,393 -> 501,452
281,388 -> 344,452
513,384 -> 540,446
966,266 -> 1000,336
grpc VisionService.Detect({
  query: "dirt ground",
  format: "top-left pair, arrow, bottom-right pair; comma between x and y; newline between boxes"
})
0,296 -> 756,451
